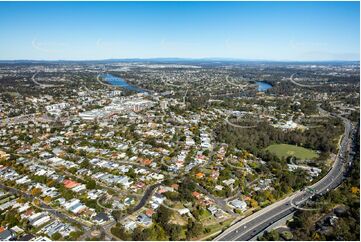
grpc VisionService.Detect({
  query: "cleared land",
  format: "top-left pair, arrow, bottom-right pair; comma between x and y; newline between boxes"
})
265,144 -> 319,160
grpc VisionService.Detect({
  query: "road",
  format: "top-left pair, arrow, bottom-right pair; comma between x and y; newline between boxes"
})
30,72 -> 63,88
0,183 -> 90,230
225,76 -> 247,90
96,73 -> 116,88
214,109 -> 353,241
194,182 -> 237,216
289,73 -> 321,88
225,114 -> 257,129
0,113 -> 56,128
0,182 -> 127,240
128,183 -> 162,214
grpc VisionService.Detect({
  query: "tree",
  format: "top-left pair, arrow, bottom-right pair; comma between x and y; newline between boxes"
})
111,226 -> 131,240
33,199 -> 40,206
167,224 -> 182,240
4,209 -> 20,227
80,160 -> 90,168
44,196 -> 52,204
17,197 -> 26,204
261,230 -> 280,240
163,191 -> 179,201
132,227 -> 144,241
68,231 -> 84,240
31,188 -> 42,196
156,223 -> 170,240
192,209 -> 200,220
46,179 -> 55,187
86,180 -> 96,190
154,205 -> 173,226
51,232 -> 62,241
126,168 -> 136,179
187,221 -> 203,239
250,199 -> 258,208
351,186 -> 359,194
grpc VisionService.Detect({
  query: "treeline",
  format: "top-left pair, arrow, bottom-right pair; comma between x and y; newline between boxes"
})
215,119 -> 343,156
290,125 -> 359,240
260,120 -> 360,241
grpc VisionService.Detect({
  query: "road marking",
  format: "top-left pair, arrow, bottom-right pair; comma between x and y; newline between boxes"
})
215,110 -> 351,241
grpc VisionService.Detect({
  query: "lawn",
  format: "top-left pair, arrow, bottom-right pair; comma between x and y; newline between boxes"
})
265,144 -> 319,160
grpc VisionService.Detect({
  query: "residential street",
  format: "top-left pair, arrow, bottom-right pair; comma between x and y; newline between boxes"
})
214,109 -> 354,241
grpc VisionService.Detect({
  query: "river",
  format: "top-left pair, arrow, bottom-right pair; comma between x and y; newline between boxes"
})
103,73 -> 271,93
101,73 -> 145,93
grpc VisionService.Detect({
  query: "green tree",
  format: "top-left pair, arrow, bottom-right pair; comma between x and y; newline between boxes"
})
51,232 -> 62,241
86,179 -> 97,190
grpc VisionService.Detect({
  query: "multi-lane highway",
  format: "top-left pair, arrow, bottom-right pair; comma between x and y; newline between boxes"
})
215,111 -> 353,241
289,73 -> 321,88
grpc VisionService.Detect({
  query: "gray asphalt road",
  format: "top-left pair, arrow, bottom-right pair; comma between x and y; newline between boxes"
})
129,182 -> 161,213
215,113 -> 353,241
195,182 -> 237,216
0,183 -> 90,230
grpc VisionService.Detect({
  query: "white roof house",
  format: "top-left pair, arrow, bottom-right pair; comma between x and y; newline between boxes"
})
229,199 -> 247,211
123,219 -> 137,231
178,208 -> 190,215
32,215 -> 51,227
223,178 -> 236,186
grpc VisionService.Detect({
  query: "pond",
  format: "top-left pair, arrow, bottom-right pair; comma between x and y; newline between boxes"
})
256,81 -> 273,92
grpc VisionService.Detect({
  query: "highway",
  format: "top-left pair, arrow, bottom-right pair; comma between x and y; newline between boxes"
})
214,110 -> 353,241
289,73 -> 321,88
30,72 -> 63,88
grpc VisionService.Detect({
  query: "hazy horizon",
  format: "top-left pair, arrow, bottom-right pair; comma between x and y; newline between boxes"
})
0,57 -> 359,63
0,1 -> 359,61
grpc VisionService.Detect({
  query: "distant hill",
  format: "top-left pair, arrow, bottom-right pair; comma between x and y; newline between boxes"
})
0,58 -> 358,65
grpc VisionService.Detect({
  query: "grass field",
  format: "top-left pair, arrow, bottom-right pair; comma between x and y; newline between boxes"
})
265,144 -> 319,160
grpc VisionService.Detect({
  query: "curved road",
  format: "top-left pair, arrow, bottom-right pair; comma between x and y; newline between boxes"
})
0,183 -> 90,230
289,73 -> 321,88
31,72 -> 63,88
128,183 -> 162,214
225,114 -> 257,129
214,110 -> 353,241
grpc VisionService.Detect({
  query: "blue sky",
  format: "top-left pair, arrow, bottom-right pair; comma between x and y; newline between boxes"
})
0,1 -> 359,61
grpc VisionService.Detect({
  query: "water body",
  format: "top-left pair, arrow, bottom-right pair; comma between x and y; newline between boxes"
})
256,81 -> 273,92
101,73 -> 145,93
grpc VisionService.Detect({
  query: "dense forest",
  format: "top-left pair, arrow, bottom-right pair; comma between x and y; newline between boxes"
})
214,119 -> 343,156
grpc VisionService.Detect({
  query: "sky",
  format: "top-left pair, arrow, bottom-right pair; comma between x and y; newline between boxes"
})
0,1 -> 359,61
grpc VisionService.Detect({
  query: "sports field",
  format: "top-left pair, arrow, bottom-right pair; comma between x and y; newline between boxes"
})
265,144 -> 319,160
